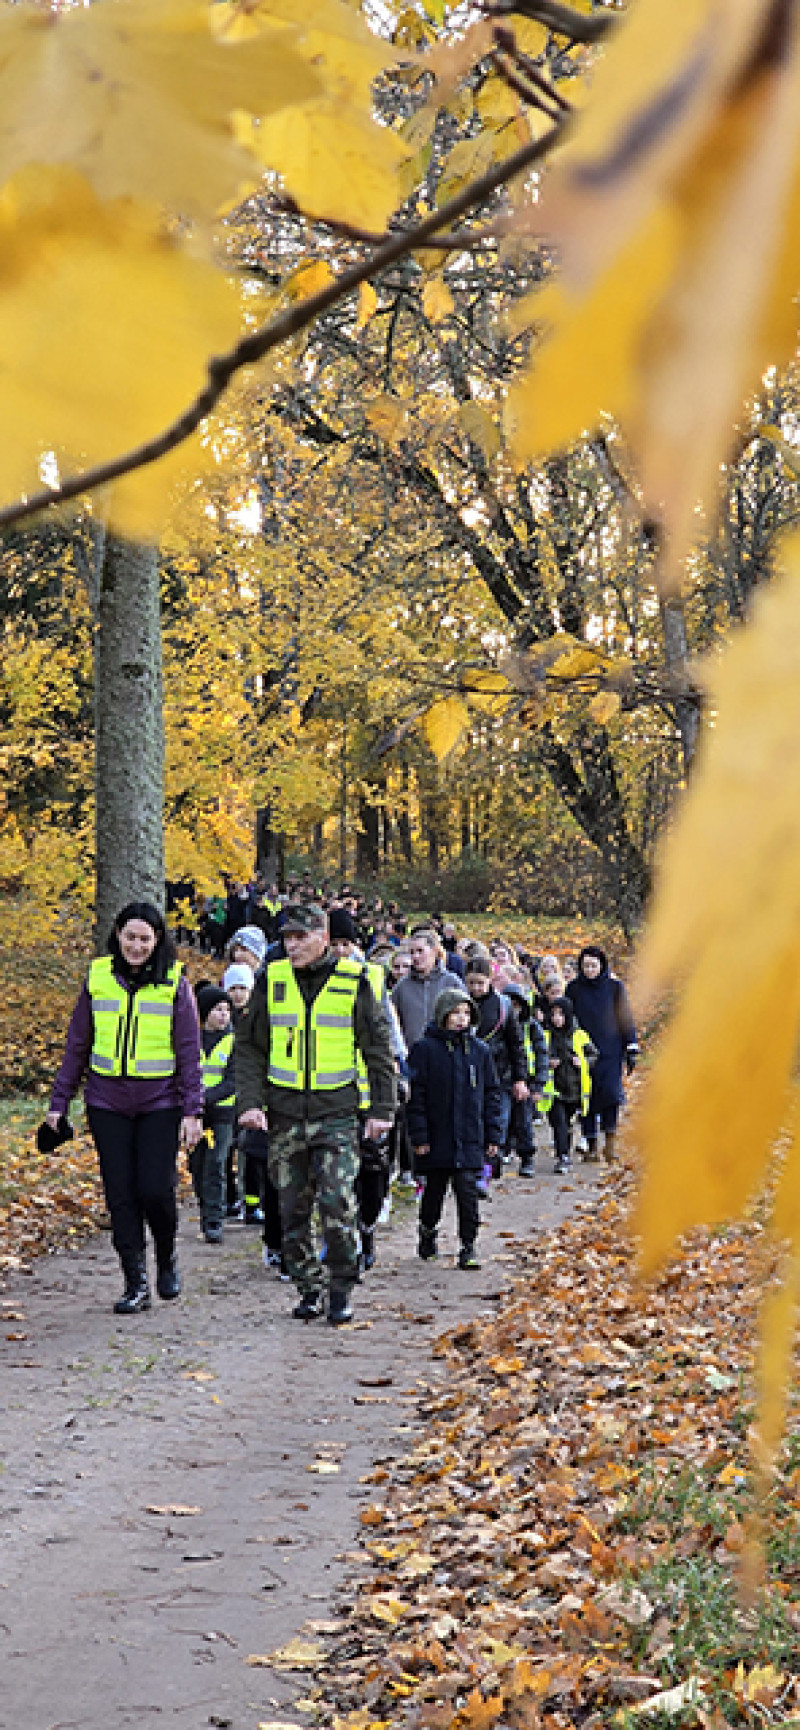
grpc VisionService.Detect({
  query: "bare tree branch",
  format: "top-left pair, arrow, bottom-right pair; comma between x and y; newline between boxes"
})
484,0 -> 619,44
0,121 -> 566,533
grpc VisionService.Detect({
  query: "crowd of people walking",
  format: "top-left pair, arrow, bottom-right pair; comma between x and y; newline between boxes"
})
43,880 -> 638,1327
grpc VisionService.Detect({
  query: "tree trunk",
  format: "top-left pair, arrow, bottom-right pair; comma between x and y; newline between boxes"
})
356,793 -> 380,875
539,723 -> 650,937
660,594 -> 703,773
94,535 -> 164,947
256,806 -> 284,887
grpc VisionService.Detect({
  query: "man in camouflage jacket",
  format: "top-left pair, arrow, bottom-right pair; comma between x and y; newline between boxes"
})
236,903 -> 395,1325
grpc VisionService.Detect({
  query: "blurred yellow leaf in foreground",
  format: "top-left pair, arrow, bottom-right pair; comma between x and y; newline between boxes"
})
0,165 -> 243,535
636,533 -> 800,1273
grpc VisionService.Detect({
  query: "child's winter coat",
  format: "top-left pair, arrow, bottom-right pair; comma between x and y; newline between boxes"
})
407,1021 -> 504,1170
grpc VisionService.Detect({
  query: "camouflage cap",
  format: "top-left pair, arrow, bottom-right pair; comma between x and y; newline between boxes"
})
280,902 -> 328,934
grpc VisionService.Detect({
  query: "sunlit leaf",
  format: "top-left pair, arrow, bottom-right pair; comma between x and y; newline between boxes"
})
422,275 -> 455,322
588,690 -> 621,725
356,281 -> 379,330
0,0 -> 321,219
252,98 -> 411,231
365,394 -> 408,444
0,165 -> 243,534
458,401 -> 502,460
635,533 -> 800,1273
423,695 -> 470,759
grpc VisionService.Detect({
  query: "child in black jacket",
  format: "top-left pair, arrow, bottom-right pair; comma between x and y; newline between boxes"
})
407,988 -> 504,1269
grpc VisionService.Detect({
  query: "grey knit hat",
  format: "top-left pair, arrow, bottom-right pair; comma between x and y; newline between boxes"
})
228,925 -> 267,964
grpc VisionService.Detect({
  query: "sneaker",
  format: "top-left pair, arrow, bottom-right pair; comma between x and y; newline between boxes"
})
458,1245 -> 481,1270
418,1227 -> 438,1261
204,1225 -> 223,1244
227,1200 -> 245,1221
519,1158 -> 535,1178
583,1143 -> 599,1163
292,1290 -> 323,1320
554,1157 -> 571,1175
328,1287 -> 353,1326
262,1245 -> 282,1271
360,1227 -> 376,1271
245,1204 -> 264,1225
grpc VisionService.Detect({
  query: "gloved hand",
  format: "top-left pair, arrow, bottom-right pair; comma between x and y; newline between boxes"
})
626,1050 -> 638,1075
36,1115 -> 75,1154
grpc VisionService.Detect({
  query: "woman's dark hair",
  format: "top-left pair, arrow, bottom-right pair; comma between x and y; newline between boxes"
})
108,901 -> 177,985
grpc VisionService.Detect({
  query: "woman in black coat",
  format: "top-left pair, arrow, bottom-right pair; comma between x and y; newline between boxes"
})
407,988 -> 504,1269
565,945 -> 638,1160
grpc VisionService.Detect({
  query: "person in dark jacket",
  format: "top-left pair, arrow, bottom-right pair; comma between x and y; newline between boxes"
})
464,957 -> 529,1183
407,987 -> 503,1270
565,945 -> 638,1161
44,901 -> 203,1313
542,996 -> 597,1172
503,980 -> 549,1176
192,984 -> 235,1244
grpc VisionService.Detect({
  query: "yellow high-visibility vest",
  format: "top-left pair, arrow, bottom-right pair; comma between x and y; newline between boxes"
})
88,956 -> 181,1080
357,961 -> 386,1111
538,1026 -> 593,1116
266,957 -> 362,1092
202,1030 -> 235,1108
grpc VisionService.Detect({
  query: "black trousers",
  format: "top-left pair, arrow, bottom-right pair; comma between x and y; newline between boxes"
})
88,1106 -> 181,1275
419,1167 -> 480,1248
548,1096 -> 577,1161
357,1163 -> 389,1231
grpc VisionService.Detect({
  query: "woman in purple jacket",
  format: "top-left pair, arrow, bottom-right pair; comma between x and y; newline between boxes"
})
45,902 -> 204,1314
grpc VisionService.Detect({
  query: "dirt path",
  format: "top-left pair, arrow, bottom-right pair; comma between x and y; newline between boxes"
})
0,1154 -> 604,1730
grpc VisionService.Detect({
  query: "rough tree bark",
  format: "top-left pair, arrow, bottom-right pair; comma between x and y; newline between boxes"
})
94,535 -> 164,947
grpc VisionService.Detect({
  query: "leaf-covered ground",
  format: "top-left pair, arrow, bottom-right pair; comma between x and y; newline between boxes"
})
313,1171 -> 800,1730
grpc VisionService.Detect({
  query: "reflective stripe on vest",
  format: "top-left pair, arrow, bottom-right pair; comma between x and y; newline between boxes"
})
266,957 -> 361,1092
202,1030 -> 235,1107
88,956 -> 181,1080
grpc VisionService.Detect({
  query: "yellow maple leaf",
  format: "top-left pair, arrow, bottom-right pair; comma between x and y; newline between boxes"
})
588,690 -> 621,725
423,696 -> 470,760
365,395 -> 408,445
217,0 -> 394,102
356,281 -> 378,330
252,98 -> 411,232
458,401 -> 502,460
0,165 -> 244,535
505,0 -> 800,588
0,0 -> 321,219
286,259 -> 336,301
752,1255 -> 800,1468
635,533 -> 800,1275
422,276 -> 455,322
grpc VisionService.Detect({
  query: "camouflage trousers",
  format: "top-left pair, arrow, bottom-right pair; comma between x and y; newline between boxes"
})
268,1114 -> 360,1295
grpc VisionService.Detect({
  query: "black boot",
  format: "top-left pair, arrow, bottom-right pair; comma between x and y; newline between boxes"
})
114,1259 -> 151,1315
156,1253 -> 181,1300
328,1287 -> 353,1326
360,1226 -> 376,1271
293,1290 -> 324,1320
418,1225 -> 438,1261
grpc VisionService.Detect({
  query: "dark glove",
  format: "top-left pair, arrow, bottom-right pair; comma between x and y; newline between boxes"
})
626,1050 -> 638,1075
239,1126 -> 270,1163
36,1115 -> 75,1154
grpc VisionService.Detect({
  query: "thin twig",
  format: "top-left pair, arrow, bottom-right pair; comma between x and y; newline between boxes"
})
491,45 -> 571,119
0,120 -> 566,532
264,193 -> 497,253
484,0 -> 619,45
